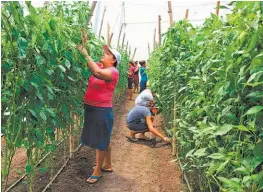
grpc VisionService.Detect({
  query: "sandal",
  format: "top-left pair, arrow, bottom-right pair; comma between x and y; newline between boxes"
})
86,175 -> 102,184
126,136 -> 138,142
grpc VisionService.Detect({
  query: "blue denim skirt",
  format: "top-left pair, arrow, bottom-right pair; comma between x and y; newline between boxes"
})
81,104 -> 113,150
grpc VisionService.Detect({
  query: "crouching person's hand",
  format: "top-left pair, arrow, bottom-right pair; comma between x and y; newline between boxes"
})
163,137 -> 172,143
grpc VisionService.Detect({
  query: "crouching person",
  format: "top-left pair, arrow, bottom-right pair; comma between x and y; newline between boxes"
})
126,104 -> 171,143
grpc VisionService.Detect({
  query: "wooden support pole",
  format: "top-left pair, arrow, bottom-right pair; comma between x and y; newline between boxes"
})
168,1 -> 173,27
185,9 -> 189,20
98,6 -> 106,38
87,1 -> 97,25
69,114 -> 74,159
126,41 -> 129,53
153,28 -> 156,50
216,1 -> 220,16
107,23 -> 110,46
121,33 -> 126,49
148,42 -> 150,58
132,48 -> 137,61
117,23 -> 124,49
129,46 -> 131,58
109,32 -> 114,45
158,15 -> 161,46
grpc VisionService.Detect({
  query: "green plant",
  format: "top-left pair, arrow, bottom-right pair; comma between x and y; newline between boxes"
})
149,2 -> 263,191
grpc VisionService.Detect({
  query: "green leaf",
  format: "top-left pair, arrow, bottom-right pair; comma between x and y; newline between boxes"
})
26,164 -> 32,173
246,91 -> 263,98
250,52 -> 263,70
214,124 -> 233,136
243,106 -> 263,116
40,111 -> 47,121
64,59 -> 71,69
236,125 -> 250,132
208,153 -> 225,159
217,177 -> 241,189
28,109 -> 38,119
193,148 -> 207,157
58,65 -> 66,73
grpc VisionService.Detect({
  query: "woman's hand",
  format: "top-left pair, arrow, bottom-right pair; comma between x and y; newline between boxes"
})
82,28 -> 88,44
76,45 -> 88,57
163,137 -> 172,143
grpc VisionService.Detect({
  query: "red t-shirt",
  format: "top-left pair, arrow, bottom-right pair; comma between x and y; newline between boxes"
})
83,63 -> 119,107
128,66 -> 135,78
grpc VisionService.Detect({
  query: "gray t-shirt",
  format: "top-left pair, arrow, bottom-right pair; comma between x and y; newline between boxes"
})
126,106 -> 152,124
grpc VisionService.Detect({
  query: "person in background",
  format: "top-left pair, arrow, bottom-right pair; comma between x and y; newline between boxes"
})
77,28 -> 121,184
139,60 -> 148,93
126,102 -> 171,142
127,61 -> 135,100
133,61 -> 140,93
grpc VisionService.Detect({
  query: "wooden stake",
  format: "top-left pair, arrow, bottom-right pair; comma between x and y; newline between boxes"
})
109,32 -> 114,45
168,1 -> 173,27
129,46 -> 131,58
148,42 -> 150,57
132,48 -> 137,61
117,23 -> 124,49
216,1 -> 220,16
98,6 -> 106,38
87,1 -> 97,25
107,23 -> 110,46
69,115 -> 74,158
126,41 -> 129,53
172,94 -> 177,156
153,28 -> 156,50
158,15 -> 161,46
185,9 -> 189,20
121,33 -> 126,49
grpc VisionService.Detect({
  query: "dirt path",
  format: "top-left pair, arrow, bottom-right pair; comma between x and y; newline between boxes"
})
48,92 -> 185,192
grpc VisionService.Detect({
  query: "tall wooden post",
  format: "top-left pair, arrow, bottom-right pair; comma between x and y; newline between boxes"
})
185,9 -> 189,20
148,42 -> 150,58
158,15 -> 161,46
121,33 -> 126,49
129,46 -> 131,58
168,1 -> 173,27
109,33 -> 114,45
132,48 -> 137,61
153,28 -> 156,50
126,41 -> 129,53
216,1 -> 220,16
107,23 -> 110,46
98,6 -> 106,38
117,23 -> 124,49
87,1 -> 97,25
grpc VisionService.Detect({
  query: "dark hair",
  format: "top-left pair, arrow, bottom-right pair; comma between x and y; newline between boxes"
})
135,61 -> 138,64
129,60 -> 135,67
139,60 -> 146,66
113,55 -> 117,67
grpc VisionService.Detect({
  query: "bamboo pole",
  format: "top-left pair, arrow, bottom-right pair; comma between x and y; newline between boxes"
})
172,94 -> 177,156
107,23 -> 110,46
87,1 -> 97,25
132,48 -> 137,61
129,46 -> 131,58
117,23 -> 124,49
148,42 -> 150,58
126,41 -> 129,53
168,1 -> 173,27
98,6 -> 106,38
121,33 -> 126,49
185,9 -> 189,20
109,32 -> 114,45
153,28 -> 156,50
216,1 -> 220,16
69,116 -> 73,158
158,15 -> 161,46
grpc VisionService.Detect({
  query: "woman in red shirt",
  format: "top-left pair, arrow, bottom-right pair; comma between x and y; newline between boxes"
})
77,29 -> 121,184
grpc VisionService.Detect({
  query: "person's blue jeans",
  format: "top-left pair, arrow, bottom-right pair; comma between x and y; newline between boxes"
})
140,80 -> 147,93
